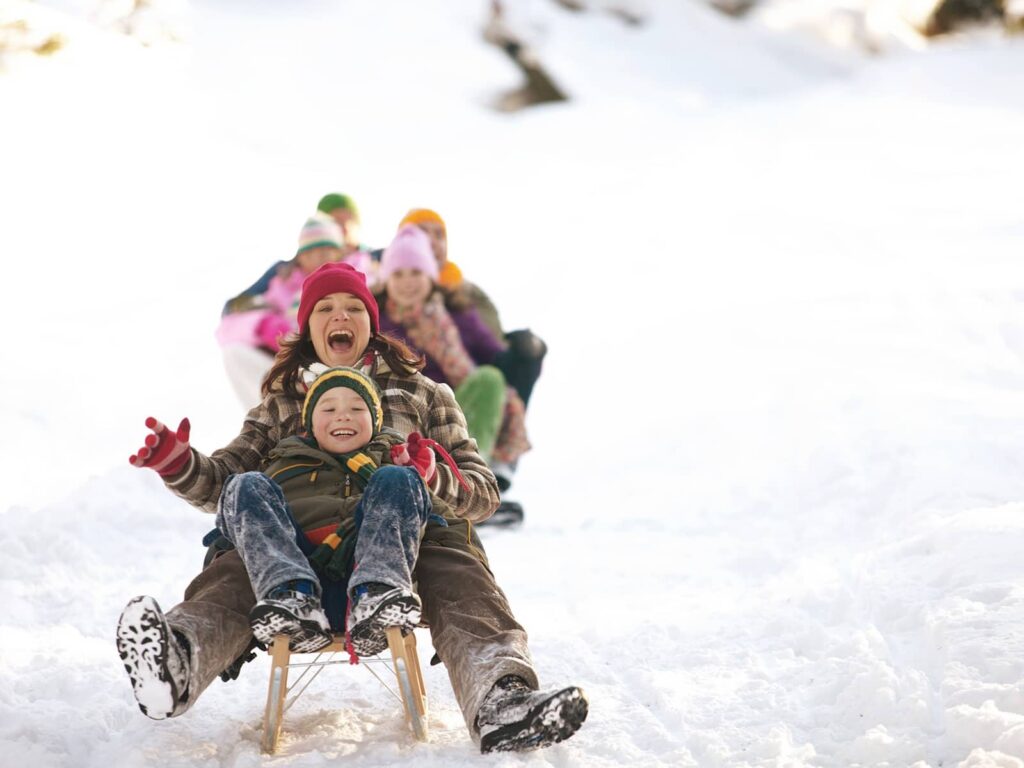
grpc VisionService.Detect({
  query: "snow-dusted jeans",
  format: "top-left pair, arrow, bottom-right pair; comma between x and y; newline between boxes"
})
166,483 -> 536,738
214,472 -> 318,600
347,465 -> 432,598
213,467 -> 432,601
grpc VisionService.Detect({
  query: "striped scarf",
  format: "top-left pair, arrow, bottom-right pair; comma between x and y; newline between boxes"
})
331,448 -> 378,488
388,294 -> 476,387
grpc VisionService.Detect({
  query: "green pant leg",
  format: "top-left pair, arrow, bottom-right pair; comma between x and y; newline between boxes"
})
455,366 -> 507,461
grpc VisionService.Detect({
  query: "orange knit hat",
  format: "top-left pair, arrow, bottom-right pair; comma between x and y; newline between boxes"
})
438,261 -> 463,288
399,208 -> 463,287
398,208 -> 446,235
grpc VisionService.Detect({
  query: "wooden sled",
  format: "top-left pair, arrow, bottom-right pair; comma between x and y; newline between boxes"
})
261,628 -> 429,753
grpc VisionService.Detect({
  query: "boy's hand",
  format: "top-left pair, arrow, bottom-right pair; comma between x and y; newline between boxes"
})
129,417 -> 192,477
391,432 -> 436,485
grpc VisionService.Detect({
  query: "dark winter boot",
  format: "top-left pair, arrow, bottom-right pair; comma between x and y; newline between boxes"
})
347,582 -> 421,657
477,499 -> 524,527
475,675 -> 588,753
248,581 -> 332,653
490,460 -> 516,493
116,595 -> 190,720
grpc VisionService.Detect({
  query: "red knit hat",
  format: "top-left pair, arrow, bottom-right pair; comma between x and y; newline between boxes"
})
297,262 -> 379,335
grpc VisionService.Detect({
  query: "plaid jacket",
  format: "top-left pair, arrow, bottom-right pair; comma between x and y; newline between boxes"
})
165,355 -> 500,522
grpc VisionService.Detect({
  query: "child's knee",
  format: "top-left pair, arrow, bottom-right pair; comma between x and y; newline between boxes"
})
221,471 -> 281,513
368,465 -> 423,501
228,471 -> 276,494
373,464 -> 414,486
367,465 -> 432,519
506,329 -> 547,360
457,366 -> 507,411
475,365 -> 506,390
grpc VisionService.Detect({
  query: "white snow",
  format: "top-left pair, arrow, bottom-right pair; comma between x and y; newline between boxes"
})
2,1 -> 1023,766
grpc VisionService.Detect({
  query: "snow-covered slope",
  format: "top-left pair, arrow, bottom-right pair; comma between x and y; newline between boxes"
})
2,1 -> 1023,766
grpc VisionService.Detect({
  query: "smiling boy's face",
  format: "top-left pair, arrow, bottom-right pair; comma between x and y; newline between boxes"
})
311,387 -> 373,454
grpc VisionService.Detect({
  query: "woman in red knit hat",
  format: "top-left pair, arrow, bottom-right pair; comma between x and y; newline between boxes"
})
117,261 -> 588,754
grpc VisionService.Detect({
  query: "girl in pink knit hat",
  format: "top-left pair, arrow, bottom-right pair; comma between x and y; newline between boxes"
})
374,226 -> 530,510
397,208 -> 548,497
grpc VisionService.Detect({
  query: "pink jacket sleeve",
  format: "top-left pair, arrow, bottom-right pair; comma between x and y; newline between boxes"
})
215,309 -> 272,347
262,268 -> 306,314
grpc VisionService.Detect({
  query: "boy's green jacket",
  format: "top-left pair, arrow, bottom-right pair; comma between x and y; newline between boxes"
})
262,429 -> 453,544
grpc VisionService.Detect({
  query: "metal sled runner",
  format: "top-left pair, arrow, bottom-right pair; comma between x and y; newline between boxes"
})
261,628 -> 429,753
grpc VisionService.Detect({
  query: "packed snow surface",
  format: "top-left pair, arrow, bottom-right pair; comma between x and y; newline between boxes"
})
2,1 -> 1023,766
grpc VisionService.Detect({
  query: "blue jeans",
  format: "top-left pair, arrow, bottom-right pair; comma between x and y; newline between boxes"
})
347,465 -> 432,598
216,467 -> 432,606
216,472 -> 318,600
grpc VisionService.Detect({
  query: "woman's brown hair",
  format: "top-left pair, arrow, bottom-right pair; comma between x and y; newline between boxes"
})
261,329 -> 425,400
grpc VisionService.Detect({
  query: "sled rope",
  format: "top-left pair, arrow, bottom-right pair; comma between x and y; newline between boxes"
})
343,591 -> 360,665
418,436 -> 471,492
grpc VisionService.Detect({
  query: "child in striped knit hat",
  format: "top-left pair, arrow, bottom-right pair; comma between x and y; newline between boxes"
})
215,212 -> 346,409
212,365 -> 465,658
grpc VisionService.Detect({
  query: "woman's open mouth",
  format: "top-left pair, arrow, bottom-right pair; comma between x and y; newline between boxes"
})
328,329 -> 354,353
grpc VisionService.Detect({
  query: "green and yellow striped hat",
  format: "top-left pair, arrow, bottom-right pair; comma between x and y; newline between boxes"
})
302,366 -> 384,438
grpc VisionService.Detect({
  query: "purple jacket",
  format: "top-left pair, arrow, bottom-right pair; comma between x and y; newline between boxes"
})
377,302 -> 504,387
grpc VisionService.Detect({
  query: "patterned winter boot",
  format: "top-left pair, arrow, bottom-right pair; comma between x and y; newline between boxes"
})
116,595 -> 190,720
249,580 -> 333,653
347,582 -> 421,657
476,675 -> 589,753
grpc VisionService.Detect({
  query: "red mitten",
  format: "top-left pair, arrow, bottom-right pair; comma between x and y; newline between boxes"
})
390,431 -> 436,485
255,313 -> 294,352
129,417 -> 192,477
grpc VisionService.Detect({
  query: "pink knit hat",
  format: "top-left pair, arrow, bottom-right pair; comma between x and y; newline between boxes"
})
378,225 -> 439,283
